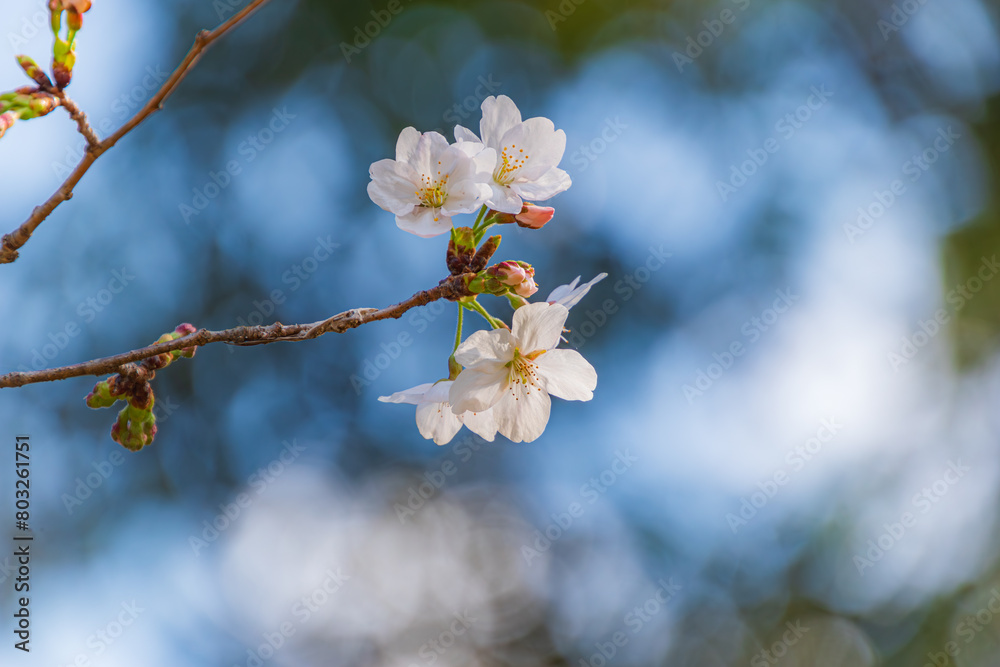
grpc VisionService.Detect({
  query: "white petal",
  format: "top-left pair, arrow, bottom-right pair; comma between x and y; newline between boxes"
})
444,145 -> 483,184
378,382 -> 436,405
501,120 -> 566,180
396,206 -> 452,238
513,302 -> 568,353
461,408 -> 498,442
513,166 -> 572,201
454,329 -> 513,368
449,365 -> 508,414
422,381 -> 453,403
549,273 -> 607,309
453,125 -> 482,144
395,126 -> 422,163
471,146 -> 498,178
416,402 -> 464,445
546,276 -> 582,304
451,141 -> 488,172
486,183 -> 524,214
441,180 -> 490,216
434,142 -> 466,177
480,95 -> 522,149
367,160 -> 419,216
492,386 -> 551,443
534,349 -> 597,401
410,131 -> 451,175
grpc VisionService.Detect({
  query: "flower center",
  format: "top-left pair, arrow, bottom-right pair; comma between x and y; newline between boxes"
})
506,347 -> 542,397
493,144 -> 529,186
415,162 -> 450,213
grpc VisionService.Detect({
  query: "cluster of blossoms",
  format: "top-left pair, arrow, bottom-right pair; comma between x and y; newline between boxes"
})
0,0 -> 92,140
369,95 -> 606,444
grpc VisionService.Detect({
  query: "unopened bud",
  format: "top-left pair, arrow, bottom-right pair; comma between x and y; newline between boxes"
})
85,377 -> 117,409
113,405 -> 156,452
50,0 -> 91,33
514,203 -> 555,229
66,9 -> 83,31
0,111 -> 19,139
20,94 -> 59,120
469,235 -> 500,273
465,272 -> 505,296
146,324 -> 198,365
447,227 -> 477,275
129,382 -> 153,410
64,0 -> 93,12
487,261 -> 538,298
48,0 -> 62,33
52,61 -> 72,90
490,261 -> 527,285
108,374 -> 128,396
143,352 -> 171,370
513,275 -> 537,297
17,56 -> 52,88
173,323 -> 197,358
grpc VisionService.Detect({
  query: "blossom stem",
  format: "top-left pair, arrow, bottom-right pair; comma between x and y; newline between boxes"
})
473,220 -> 497,246
471,204 -> 488,232
453,303 -> 464,352
464,299 -> 505,330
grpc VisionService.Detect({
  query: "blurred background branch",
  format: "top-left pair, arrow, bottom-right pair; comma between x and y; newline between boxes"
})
0,0 -> 274,264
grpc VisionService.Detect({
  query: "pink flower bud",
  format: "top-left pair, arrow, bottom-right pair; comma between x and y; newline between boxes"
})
0,111 -> 18,139
513,275 -> 538,298
488,261 -> 538,298
515,203 -> 555,230
67,0 -> 92,12
493,261 -> 527,286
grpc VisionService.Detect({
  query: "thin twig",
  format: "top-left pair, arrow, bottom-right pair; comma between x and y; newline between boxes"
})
0,276 -> 472,389
55,92 -> 100,149
0,0 -> 274,265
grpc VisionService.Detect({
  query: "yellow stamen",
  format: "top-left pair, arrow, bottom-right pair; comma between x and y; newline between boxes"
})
493,144 -> 530,186
506,347 -> 541,397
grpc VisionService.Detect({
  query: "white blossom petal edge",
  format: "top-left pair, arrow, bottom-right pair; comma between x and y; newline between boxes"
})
454,95 -> 571,214
379,381 -> 497,445
449,302 -> 597,443
367,127 -> 494,238
546,273 -> 608,309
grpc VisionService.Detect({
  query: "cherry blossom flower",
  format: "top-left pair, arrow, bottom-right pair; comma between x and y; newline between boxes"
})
367,127 -> 494,238
546,273 -> 608,309
379,381 -> 497,445
449,302 -> 596,443
454,95 -> 571,214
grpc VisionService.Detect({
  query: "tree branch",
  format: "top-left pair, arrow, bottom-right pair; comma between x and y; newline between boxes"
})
0,275 -> 472,389
55,91 -> 100,149
0,0 -> 274,265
